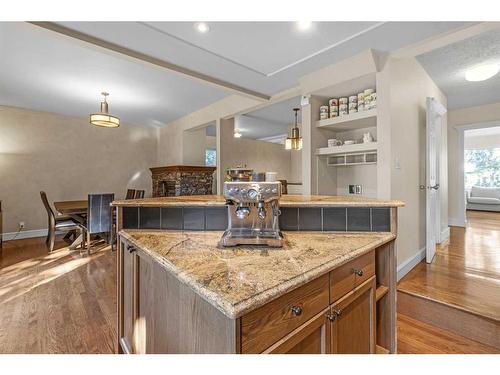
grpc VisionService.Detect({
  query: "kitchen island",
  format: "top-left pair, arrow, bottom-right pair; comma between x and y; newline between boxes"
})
113,195 -> 403,354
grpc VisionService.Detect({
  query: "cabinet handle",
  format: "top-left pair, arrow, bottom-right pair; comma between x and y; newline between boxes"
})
334,309 -> 342,317
354,268 -> 364,277
326,312 -> 336,322
127,245 -> 136,253
291,306 -> 303,316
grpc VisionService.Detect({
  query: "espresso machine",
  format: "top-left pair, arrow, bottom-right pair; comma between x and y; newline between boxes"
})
220,181 -> 283,247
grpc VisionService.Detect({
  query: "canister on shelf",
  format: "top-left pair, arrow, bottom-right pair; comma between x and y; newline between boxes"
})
349,95 -> 357,104
329,105 -> 338,114
357,92 -> 364,102
348,102 -> 358,114
320,113 -> 328,120
320,105 -> 329,113
364,88 -> 374,97
328,98 -> 338,107
358,103 -> 365,112
339,97 -> 348,105
329,111 -> 338,118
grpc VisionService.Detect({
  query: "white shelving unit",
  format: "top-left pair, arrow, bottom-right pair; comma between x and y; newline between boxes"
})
326,151 -> 377,167
316,142 -> 378,156
316,108 -> 377,131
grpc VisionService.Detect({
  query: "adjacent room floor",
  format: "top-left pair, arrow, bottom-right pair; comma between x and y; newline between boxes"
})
398,210 -> 500,353
1,211 -> 499,353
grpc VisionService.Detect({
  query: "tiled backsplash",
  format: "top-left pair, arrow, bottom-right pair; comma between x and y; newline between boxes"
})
123,206 -> 391,232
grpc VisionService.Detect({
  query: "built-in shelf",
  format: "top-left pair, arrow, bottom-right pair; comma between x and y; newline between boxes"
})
316,142 -> 378,156
376,285 -> 389,302
316,108 -> 377,131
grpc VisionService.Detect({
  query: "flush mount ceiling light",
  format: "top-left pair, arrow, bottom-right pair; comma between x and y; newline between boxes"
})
194,22 -> 210,34
89,92 -> 120,128
465,64 -> 500,82
285,108 -> 302,150
296,21 -> 312,31
234,128 -> 242,138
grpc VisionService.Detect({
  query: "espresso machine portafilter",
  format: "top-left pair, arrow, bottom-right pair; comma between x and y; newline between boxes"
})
220,181 -> 283,247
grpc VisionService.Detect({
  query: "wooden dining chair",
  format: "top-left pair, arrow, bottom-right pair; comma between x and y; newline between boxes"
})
134,190 -> 145,199
79,193 -> 115,255
40,191 -> 80,252
125,189 -> 136,199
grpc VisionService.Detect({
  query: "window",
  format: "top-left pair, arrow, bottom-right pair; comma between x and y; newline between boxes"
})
205,149 -> 216,166
464,148 -> 500,189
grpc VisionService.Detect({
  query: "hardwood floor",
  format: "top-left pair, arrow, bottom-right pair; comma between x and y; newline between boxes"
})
398,210 -> 500,322
397,210 -> 500,352
397,314 -> 499,354
0,236 -> 116,353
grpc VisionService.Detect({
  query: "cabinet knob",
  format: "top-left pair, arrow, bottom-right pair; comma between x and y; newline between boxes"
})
326,312 -> 336,322
334,309 -> 342,317
127,245 -> 136,253
354,268 -> 364,277
291,306 -> 303,316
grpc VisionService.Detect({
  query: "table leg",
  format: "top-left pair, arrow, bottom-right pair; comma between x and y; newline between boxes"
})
69,233 -> 83,250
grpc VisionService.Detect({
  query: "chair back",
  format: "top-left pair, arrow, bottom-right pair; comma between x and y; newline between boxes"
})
134,190 -> 145,199
40,191 -> 56,223
87,193 -> 115,235
125,189 -> 136,200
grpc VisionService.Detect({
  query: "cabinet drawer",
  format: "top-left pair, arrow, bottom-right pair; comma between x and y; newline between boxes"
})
241,273 -> 330,353
330,250 -> 375,303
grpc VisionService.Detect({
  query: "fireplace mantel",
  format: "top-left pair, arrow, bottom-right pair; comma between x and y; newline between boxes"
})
150,165 -> 216,197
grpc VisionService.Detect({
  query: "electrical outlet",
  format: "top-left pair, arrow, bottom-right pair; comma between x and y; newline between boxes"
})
19,221 -> 25,230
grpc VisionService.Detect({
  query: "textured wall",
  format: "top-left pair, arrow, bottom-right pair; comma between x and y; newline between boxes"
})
0,106 -> 157,233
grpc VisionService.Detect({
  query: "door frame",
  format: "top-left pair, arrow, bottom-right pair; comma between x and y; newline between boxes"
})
454,120 -> 500,227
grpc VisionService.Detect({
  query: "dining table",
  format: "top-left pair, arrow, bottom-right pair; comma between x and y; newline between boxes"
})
54,200 -> 88,249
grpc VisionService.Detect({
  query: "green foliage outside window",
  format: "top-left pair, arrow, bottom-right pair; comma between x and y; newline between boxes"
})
465,148 -> 500,188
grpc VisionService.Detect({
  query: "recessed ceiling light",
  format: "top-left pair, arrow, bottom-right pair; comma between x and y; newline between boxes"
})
194,22 -> 210,34
465,64 -> 499,82
296,21 -> 312,31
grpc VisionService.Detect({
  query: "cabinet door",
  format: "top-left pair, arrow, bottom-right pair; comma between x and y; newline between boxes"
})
330,277 -> 376,354
263,308 -> 331,354
119,240 -> 135,354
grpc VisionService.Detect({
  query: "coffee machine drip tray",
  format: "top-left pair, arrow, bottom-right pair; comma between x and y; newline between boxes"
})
220,228 -> 284,247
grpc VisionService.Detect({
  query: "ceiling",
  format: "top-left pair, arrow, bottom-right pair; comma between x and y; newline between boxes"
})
0,22 -> 229,127
417,29 -> 500,110
241,96 -> 302,140
0,21 -> 470,127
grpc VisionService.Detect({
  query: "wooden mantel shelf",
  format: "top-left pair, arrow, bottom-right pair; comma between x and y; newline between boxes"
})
150,165 -> 217,174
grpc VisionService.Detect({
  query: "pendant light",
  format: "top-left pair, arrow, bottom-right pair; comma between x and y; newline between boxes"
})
90,92 -> 120,128
285,107 -> 302,150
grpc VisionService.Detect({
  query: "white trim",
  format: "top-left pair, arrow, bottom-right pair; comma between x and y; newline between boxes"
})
397,247 -> 426,282
2,228 -> 49,241
440,227 -> 450,243
449,217 -> 466,227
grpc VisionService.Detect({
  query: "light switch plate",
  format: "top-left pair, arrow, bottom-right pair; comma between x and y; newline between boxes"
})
349,185 -> 362,194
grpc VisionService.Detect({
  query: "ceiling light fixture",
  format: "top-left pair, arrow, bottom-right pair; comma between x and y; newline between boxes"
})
285,108 -> 302,150
465,64 -> 499,82
234,129 -> 242,138
194,22 -> 210,34
89,92 -> 120,128
296,21 -> 312,31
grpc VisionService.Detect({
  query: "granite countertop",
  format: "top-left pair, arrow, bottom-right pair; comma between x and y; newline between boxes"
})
113,194 -> 404,208
119,229 -> 395,319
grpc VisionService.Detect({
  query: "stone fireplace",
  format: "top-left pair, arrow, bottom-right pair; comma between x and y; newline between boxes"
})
150,165 -> 216,197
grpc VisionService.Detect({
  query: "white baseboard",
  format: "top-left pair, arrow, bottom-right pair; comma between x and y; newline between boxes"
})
440,227 -> 450,243
448,217 -> 466,227
2,228 -> 49,241
397,246 -> 426,282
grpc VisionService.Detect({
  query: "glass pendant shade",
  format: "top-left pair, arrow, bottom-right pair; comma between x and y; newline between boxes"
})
90,92 -> 120,128
285,107 -> 302,150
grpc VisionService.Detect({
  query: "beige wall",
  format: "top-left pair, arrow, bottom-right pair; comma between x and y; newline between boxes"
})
382,57 -> 448,267
0,106 -> 157,234
448,102 -> 500,224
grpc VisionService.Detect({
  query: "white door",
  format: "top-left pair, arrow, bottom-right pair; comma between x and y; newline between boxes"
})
425,97 -> 446,263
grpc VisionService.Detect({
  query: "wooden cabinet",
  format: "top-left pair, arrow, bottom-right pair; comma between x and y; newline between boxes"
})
263,308 -> 331,354
330,277 -> 376,354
